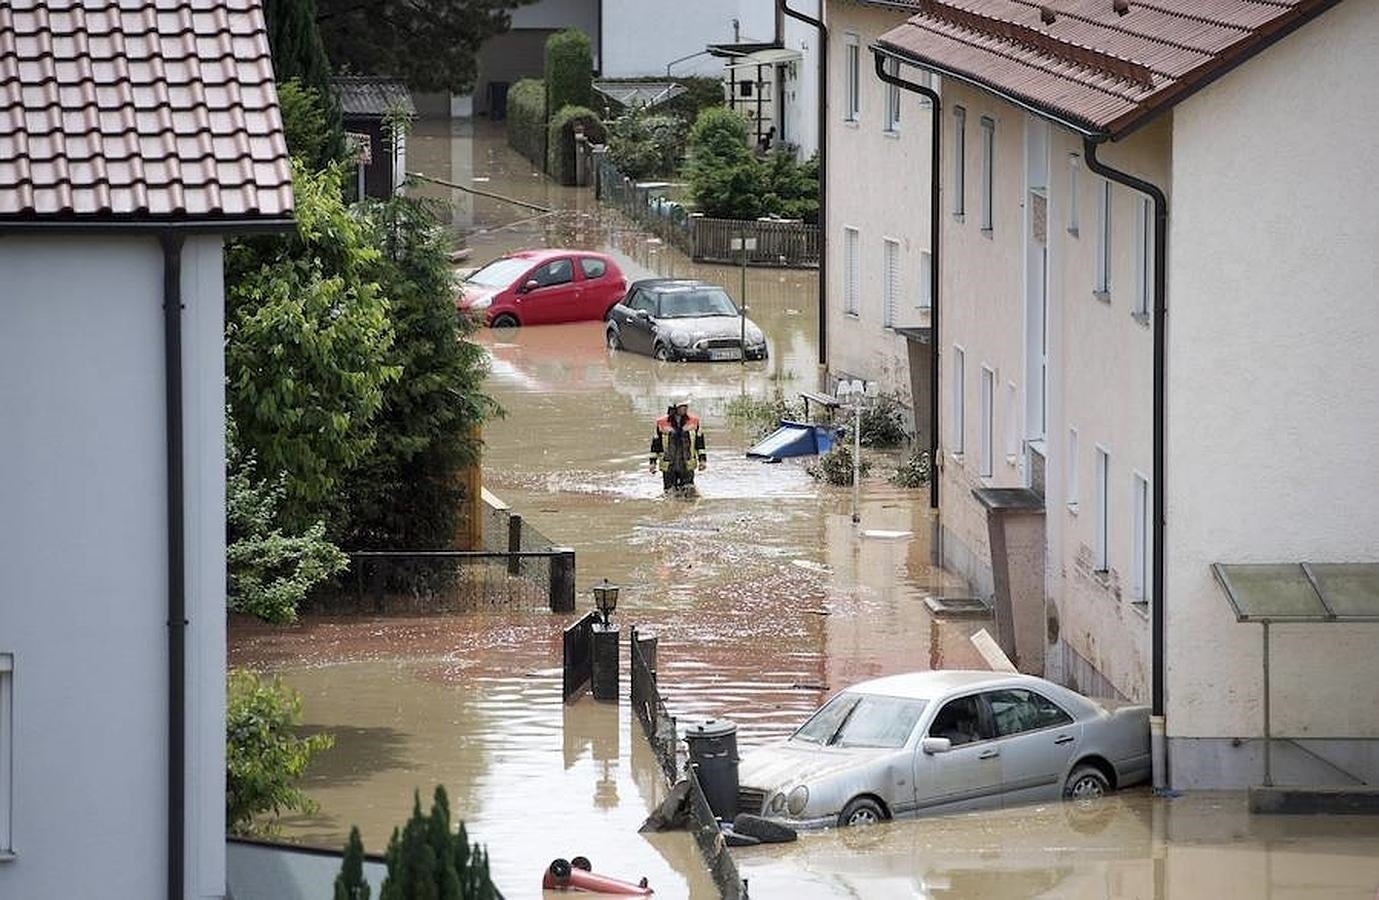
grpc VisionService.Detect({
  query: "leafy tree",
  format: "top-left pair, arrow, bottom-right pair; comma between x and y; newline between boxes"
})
544,29 -> 593,115
607,108 -> 684,180
338,184 -> 496,549
335,826 -> 372,900
225,160 -> 399,528
263,0 -> 343,160
276,78 -> 341,171
227,422 -> 348,622
225,670 -> 333,834
315,0 -> 526,95
377,787 -> 498,900
684,107 -> 767,220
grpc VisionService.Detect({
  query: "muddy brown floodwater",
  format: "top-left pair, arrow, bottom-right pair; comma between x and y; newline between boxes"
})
229,121 -> 1379,899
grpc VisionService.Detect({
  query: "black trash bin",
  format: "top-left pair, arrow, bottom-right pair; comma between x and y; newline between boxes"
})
684,719 -> 739,821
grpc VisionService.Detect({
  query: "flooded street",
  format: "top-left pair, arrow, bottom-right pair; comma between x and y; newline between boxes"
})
228,121 -> 1379,899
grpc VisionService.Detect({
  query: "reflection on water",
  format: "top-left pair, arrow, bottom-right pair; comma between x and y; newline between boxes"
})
230,119 -> 984,898
736,792 -> 1379,899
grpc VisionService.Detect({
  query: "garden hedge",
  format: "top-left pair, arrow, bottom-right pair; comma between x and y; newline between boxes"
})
506,78 -> 547,168
545,29 -> 593,115
547,105 -> 607,186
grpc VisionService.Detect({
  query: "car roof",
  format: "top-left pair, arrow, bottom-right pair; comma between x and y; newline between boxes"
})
847,670 -> 1048,701
509,248 -> 612,262
629,278 -> 719,293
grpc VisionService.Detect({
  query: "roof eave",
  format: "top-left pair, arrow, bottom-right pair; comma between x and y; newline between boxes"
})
0,215 -> 297,236
871,41 -> 1107,139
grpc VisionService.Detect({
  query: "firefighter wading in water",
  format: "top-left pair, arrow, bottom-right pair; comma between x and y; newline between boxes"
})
650,399 -> 706,490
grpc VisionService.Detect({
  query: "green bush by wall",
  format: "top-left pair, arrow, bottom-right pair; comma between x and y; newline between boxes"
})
506,78 -> 547,168
547,105 -> 607,186
545,29 -> 593,115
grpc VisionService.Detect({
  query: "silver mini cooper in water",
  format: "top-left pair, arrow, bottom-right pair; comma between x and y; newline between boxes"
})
737,670 -> 1151,828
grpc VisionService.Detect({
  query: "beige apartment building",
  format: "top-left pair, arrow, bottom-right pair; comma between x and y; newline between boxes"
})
865,0 -> 1379,789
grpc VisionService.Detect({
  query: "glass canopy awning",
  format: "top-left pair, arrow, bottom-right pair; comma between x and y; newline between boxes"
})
1211,563 -> 1379,622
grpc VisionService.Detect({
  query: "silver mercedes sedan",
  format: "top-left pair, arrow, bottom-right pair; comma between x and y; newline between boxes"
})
736,670 -> 1151,829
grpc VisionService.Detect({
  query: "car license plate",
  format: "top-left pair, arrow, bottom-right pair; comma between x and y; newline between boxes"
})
709,347 -> 742,361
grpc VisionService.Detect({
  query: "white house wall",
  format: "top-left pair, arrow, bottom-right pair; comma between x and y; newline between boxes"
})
1164,0 -> 1379,786
826,2 -> 931,414
934,76 -> 1161,703
0,234 -> 226,896
780,2 -> 820,157
1042,122 -> 1165,704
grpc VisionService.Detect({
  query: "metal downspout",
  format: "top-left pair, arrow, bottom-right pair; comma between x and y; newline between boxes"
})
873,51 -> 941,510
1081,138 -> 1168,779
161,232 -> 187,900
777,0 -> 827,367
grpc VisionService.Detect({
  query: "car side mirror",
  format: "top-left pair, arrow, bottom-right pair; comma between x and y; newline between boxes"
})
522,279 -> 540,293
920,737 -> 952,755
635,309 -> 651,320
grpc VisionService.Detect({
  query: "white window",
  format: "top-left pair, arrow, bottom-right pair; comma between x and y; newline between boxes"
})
882,238 -> 900,327
1066,427 -> 1080,510
1132,473 -> 1150,602
917,249 -> 933,310
1095,447 -> 1110,572
1068,153 -> 1081,236
952,346 -> 966,455
953,106 -> 966,217
884,58 -> 901,133
844,34 -> 860,122
980,116 -> 995,231
844,226 -> 860,316
1134,196 -> 1152,317
0,653 -> 11,855
1095,179 -> 1112,294
979,366 -> 995,476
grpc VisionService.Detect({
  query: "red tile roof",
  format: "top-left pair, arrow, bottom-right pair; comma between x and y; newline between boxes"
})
877,0 -> 1342,138
0,0 -> 293,225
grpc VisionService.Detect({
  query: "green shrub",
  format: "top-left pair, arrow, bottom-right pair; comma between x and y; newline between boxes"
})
547,105 -> 606,185
226,670 -> 333,835
724,391 -> 806,439
807,444 -> 871,486
371,786 -> 500,899
335,827 -> 370,900
762,150 -> 820,224
890,447 -> 932,488
545,29 -> 592,115
859,393 -> 910,447
506,78 -> 547,168
607,108 -> 684,179
684,107 -> 767,219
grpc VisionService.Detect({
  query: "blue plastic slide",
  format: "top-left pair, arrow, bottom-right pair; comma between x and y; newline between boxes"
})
746,420 -> 840,461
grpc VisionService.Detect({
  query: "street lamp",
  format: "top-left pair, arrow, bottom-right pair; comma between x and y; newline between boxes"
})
837,379 -> 878,524
592,579 -> 620,626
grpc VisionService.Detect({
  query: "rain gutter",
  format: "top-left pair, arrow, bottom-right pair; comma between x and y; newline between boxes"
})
160,231 -> 187,900
1081,139 -> 1167,734
871,48 -> 940,511
777,0 -> 827,367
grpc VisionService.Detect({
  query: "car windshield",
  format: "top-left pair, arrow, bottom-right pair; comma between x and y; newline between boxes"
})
792,693 -> 928,749
466,257 -> 533,288
656,288 -> 739,318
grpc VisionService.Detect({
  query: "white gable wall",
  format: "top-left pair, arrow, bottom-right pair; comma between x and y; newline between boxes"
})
0,234 -> 226,895
1165,0 -> 1379,785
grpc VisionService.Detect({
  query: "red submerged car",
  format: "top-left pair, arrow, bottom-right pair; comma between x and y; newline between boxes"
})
457,249 -> 627,327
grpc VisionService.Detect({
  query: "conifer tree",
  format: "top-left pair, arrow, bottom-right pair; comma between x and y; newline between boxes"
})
334,826 -> 371,900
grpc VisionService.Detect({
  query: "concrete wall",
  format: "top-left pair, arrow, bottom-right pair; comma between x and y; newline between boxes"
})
1041,121 -> 1166,704
825,1 -> 931,419
0,235 -> 226,896
934,80 -> 1028,599
603,0 -> 757,77
780,5 -> 821,158
1164,1 -> 1379,786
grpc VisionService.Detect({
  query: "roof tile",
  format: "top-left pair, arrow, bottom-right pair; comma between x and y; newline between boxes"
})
878,0 -> 1343,137
0,0 -> 292,225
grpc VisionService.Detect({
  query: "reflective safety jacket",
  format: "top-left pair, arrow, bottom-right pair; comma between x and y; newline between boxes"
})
650,414 -> 706,474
